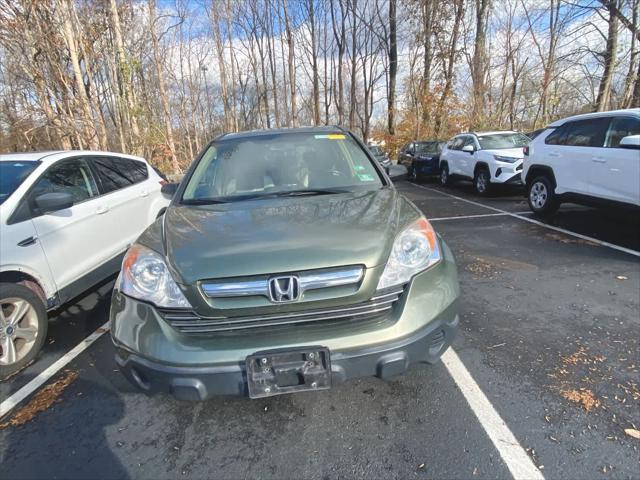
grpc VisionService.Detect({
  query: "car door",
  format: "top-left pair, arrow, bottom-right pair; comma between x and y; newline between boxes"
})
28,157 -> 114,293
399,143 -> 415,167
460,136 -> 477,178
447,137 -> 465,175
542,118 -> 608,196
596,116 -> 640,204
90,156 -> 154,254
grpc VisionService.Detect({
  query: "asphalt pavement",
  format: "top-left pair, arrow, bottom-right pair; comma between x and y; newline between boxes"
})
1,177 -> 639,480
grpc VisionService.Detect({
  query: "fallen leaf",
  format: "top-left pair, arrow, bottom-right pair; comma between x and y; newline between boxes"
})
0,370 -> 78,429
624,428 -> 640,440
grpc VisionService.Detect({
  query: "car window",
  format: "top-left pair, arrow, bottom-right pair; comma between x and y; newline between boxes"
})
0,160 -> 39,205
605,117 -> 640,148
563,118 -> 610,147
451,137 -> 465,150
129,159 -> 149,183
476,133 -> 529,149
462,136 -> 476,148
415,142 -> 441,155
31,158 -> 98,204
545,125 -> 569,145
92,157 -> 145,193
182,132 -> 383,201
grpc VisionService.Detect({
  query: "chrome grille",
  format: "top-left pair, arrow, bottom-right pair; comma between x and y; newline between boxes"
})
159,286 -> 405,335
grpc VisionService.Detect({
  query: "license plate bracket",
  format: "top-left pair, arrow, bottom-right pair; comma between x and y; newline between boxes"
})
246,347 -> 331,398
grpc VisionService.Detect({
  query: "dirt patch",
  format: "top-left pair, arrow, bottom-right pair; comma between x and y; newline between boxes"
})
0,370 -> 78,429
544,232 -> 599,247
560,388 -> 601,412
465,257 -> 502,279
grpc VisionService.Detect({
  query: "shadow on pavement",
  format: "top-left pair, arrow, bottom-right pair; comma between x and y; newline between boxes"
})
0,373 -> 129,480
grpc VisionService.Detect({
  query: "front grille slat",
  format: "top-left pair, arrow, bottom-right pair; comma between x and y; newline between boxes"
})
159,285 -> 406,335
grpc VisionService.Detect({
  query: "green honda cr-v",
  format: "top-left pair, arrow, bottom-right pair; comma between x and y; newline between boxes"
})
110,127 -> 460,400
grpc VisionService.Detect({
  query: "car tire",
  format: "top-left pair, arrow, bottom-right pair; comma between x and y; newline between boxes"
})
527,175 -> 560,216
440,164 -> 450,186
410,164 -> 420,183
0,282 -> 48,379
474,168 -> 491,196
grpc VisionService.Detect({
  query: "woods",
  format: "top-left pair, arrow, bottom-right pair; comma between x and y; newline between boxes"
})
0,0 -> 638,173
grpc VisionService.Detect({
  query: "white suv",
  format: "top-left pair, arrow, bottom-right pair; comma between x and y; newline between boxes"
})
439,131 -> 529,195
523,109 -> 640,215
0,151 -> 170,377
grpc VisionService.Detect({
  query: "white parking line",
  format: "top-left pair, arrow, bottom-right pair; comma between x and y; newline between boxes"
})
443,348 -> 545,480
430,212 -> 530,222
411,183 -> 640,258
0,321 -> 110,419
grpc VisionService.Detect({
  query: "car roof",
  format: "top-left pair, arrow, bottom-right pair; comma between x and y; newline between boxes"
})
0,151 -> 65,162
216,126 -> 347,141
0,150 -> 147,164
472,131 -> 517,136
548,108 -> 640,127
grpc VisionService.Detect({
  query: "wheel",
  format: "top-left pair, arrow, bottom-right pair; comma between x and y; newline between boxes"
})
527,175 -> 559,216
0,283 -> 48,379
440,164 -> 450,186
410,164 -> 420,182
474,168 -> 491,196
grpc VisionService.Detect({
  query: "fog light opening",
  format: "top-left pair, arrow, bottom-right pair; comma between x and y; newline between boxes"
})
130,367 -> 150,390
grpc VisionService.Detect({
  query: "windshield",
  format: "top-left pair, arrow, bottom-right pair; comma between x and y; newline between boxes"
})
182,132 -> 384,203
477,133 -> 530,150
0,161 -> 39,204
415,142 -> 442,155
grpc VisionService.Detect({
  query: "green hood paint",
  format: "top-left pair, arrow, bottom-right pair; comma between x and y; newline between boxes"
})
152,187 -> 420,285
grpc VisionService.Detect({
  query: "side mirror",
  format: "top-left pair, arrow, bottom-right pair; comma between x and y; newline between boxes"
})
161,182 -> 179,196
34,192 -> 74,213
462,145 -> 475,153
619,135 -> 640,150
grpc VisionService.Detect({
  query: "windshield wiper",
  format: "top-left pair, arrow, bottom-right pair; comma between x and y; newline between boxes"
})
181,198 -> 229,205
265,188 -> 348,198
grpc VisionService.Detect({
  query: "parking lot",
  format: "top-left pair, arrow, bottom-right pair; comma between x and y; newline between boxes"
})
1,177 -> 639,479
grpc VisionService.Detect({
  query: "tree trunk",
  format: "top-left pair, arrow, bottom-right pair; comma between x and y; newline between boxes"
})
211,2 -> 231,131
149,0 -> 180,173
58,0 -> 99,149
434,0 -> 463,137
283,0 -> 297,127
387,0 -> 397,135
596,0 -> 618,111
471,0 -> 491,129
108,0 -> 140,153
308,0 -> 321,125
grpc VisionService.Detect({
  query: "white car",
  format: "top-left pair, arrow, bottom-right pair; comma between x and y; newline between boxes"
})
523,109 -> 640,215
439,131 -> 529,195
0,151 -> 170,377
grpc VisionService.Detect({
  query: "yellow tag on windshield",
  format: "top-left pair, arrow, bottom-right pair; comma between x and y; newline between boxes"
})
315,134 -> 346,140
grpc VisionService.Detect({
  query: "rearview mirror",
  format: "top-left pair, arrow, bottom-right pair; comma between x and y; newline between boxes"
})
462,145 -> 475,153
619,135 -> 640,150
161,182 -> 179,197
34,192 -> 74,213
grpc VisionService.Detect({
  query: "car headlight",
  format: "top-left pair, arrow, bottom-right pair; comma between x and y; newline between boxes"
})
377,217 -> 442,290
493,155 -> 519,163
120,244 -> 192,308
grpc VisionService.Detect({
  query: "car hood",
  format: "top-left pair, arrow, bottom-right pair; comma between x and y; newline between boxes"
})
157,188 -> 417,284
482,147 -> 524,159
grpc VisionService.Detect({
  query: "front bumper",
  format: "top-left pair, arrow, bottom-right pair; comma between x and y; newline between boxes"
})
492,162 -> 524,185
413,159 -> 440,175
114,307 -> 458,400
110,242 -> 460,400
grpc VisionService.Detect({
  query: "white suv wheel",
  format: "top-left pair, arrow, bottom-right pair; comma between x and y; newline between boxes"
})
529,181 -> 548,209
